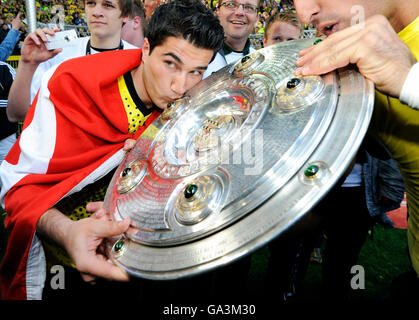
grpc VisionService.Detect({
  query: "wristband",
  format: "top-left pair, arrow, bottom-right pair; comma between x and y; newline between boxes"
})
400,62 -> 419,110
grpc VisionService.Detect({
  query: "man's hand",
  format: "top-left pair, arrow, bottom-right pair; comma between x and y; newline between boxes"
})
7,28 -> 63,122
37,206 -> 131,283
64,215 -> 131,282
295,15 -> 416,98
11,12 -> 23,31
20,28 -> 62,66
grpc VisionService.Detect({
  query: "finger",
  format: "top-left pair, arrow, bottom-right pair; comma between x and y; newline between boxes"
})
296,30 -> 364,76
51,48 -> 63,55
126,224 -> 138,236
35,28 -> 56,42
80,256 -> 130,282
123,139 -> 136,151
91,209 -> 107,219
297,24 -> 364,66
86,201 -> 104,212
298,45 -> 315,57
33,31 -> 49,44
86,202 -> 109,220
26,33 -> 42,46
94,218 -> 131,238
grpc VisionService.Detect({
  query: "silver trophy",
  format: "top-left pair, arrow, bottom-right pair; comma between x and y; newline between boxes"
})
103,39 -> 374,279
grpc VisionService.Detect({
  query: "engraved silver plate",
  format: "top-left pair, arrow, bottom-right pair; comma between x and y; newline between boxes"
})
103,39 -> 374,279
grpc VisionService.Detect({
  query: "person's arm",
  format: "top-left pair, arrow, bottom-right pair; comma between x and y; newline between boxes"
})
0,13 -> 22,61
37,205 -> 131,282
6,28 -> 61,122
295,15 -> 416,99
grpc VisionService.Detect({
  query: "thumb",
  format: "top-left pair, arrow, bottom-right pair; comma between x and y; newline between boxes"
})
84,257 -> 130,282
94,218 -> 131,238
123,138 -> 136,151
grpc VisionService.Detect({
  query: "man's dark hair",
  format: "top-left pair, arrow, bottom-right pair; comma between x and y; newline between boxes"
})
145,0 -> 224,54
128,0 -> 147,29
128,0 -> 146,20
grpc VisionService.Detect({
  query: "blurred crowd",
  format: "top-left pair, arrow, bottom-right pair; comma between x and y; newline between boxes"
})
1,0 -> 86,25
0,0 -> 302,55
0,0 -> 295,28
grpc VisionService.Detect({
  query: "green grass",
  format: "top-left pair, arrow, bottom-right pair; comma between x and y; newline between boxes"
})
248,225 -> 412,301
351,226 -> 411,299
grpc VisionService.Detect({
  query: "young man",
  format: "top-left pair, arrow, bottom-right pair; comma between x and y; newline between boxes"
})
6,0 -> 138,123
203,0 -> 259,78
293,0 -> 419,298
0,0 -> 224,300
120,0 -> 146,48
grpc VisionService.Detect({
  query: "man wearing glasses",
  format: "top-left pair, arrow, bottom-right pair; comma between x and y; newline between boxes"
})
200,0 -> 260,299
203,0 -> 259,78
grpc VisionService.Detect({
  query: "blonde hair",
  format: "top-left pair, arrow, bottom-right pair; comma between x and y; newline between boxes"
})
265,11 -> 302,38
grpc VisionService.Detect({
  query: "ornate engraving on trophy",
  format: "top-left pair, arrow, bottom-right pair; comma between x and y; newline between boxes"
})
275,75 -> 325,113
103,39 -> 374,279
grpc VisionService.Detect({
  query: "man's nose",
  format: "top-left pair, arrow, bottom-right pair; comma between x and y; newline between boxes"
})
92,5 -> 104,17
234,3 -> 246,15
171,73 -> 188,97
293,0 -> 320,25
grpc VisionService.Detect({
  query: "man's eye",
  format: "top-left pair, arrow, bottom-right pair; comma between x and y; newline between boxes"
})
103,1 -> 116,8
191,70 -> 202,76
165,61 -> 176,68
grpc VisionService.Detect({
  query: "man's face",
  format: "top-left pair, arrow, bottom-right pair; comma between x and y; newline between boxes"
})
216,0 -> 259,44
144,0 -> 161,19
85,0 -> 124,39
121,16 -> 144,47
140,36 -> 214,109
263,21 -> 300,46
293,0 -> 377,36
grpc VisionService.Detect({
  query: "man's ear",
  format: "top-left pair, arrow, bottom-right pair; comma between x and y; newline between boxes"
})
142,37 -> 150,61
132,16 -> 142,30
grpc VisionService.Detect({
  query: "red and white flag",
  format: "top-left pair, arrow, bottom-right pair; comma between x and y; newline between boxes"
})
0,49 -> 160,299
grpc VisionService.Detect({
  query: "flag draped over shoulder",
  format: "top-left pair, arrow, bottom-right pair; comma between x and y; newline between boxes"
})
0,48 -> 160,299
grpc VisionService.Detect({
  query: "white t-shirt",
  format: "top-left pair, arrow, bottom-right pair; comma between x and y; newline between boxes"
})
30,37 -> 137,103
400,61 -> 419,110
203,46 -> 256,79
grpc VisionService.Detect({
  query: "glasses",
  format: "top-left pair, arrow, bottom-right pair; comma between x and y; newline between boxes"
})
219,1 -> 258,14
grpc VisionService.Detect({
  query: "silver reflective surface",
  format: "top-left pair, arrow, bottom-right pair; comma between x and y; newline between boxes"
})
103,39 -> 374,279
